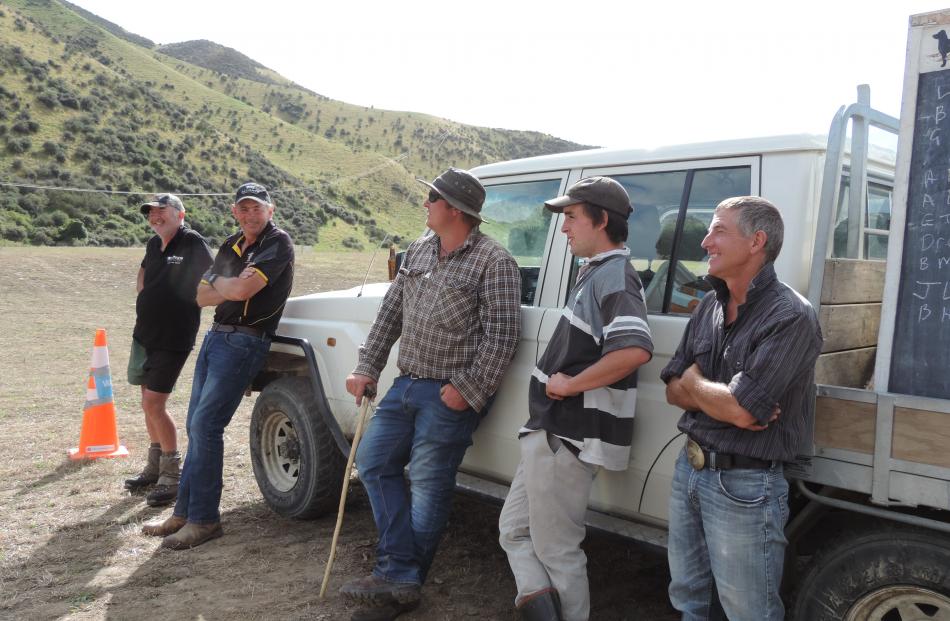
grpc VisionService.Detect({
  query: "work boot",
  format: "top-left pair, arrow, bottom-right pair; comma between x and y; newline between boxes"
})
350,600 -> 420,621
517,588 -> 562,621
146,452 -> 180,507
124,443 -> 161,491
161,521 -> 223,550
340,575 -> 421,607
141,514 -> 187,537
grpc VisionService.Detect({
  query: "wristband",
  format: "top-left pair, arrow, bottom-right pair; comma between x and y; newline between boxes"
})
207,273 -> 219,286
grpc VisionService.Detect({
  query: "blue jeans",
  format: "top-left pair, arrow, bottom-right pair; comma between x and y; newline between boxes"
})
668,449 -> 790,621
173,330 -> 270,524
355,376 -> 482,586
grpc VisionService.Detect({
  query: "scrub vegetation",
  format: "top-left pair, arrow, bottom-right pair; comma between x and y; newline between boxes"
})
0,0 -> 589,250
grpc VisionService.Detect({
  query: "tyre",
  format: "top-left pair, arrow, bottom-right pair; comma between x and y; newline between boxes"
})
790,526 -> 950,621
250,376 -> 345,519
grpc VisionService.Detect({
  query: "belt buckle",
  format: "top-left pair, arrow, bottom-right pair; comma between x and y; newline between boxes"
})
686,439 -> 705,470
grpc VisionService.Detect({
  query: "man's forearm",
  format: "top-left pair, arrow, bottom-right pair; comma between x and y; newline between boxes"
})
197,283 -> 227,307
680,366 -> 759,428
666,376 -> 702,412
211,274 -> 265,301
563,347 -> 651,394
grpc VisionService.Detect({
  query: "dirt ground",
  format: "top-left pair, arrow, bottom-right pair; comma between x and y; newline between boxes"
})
0,246 -> 676,621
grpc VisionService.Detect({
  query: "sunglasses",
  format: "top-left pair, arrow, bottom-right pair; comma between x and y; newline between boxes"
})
427,190 -> 443,204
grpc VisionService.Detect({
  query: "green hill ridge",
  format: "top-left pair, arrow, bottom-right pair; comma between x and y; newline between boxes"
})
0,0 -> 591,249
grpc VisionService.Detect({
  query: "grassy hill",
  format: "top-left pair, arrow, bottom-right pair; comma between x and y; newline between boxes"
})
0,0 -> 590,249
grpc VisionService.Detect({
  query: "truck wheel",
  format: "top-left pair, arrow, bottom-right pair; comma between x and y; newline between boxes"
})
250,376 -> 345,519
790,527 -> 950,621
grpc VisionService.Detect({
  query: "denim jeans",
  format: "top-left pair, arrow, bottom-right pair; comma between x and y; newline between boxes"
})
355,375 -> 482,586
173,330 -> 270,524
668,448 -> 789,621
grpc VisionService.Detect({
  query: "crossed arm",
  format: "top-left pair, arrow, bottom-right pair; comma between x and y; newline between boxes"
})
546,347 -> 652,400
196,267 -> 267,307
666,363 -> 776,431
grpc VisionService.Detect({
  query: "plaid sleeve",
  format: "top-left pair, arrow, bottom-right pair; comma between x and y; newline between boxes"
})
451,255 -> 522,412
353,256 -> 409,381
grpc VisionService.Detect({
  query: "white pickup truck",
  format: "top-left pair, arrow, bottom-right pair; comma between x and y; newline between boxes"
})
246,89 -> 950,620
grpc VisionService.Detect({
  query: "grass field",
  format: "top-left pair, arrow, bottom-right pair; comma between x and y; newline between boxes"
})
0,247 -> 674,620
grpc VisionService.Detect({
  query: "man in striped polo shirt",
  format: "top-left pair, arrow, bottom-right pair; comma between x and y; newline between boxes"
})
499,177 -> 654,621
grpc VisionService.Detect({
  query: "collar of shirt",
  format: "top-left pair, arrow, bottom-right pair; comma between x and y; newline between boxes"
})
577,246 -> 630,280
587,246 -> 631,264
706,262 -> 778,308
425,228 -> 480,259
158,226 -> 186,252
229,221 -> 275,256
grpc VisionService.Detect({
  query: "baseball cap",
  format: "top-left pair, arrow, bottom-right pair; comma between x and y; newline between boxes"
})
544,176 -> 633,218
416,168 -> 486,222
234,182 -> 272,206
140,193 -> 184,215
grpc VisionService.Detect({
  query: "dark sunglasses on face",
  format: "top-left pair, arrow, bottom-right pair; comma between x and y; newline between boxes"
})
428,190 -> 443,204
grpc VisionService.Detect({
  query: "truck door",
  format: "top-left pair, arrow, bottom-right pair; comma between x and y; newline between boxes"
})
460,173 -> 572,483
575,159 -> 759,522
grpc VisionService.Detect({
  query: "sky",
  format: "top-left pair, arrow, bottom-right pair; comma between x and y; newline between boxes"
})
72,0 -> 948,149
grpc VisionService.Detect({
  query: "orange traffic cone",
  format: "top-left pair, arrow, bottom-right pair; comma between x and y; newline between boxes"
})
69,329 -> 129,460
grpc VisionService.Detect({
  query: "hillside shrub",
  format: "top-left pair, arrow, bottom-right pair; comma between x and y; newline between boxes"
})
341,236 -> 363,250
5,136 -> 31,154
1,224 -> 28,242
59,219 -> 88,244
11,119 -> 39,134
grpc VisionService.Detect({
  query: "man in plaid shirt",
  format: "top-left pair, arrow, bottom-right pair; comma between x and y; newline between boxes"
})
341,168 -> 521,620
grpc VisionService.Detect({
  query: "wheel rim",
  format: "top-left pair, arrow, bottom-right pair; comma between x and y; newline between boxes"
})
258,409 -> 301,493
845,586 -> 950,621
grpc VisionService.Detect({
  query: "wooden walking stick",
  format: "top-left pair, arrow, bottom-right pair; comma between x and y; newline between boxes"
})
320,390 -> 374,598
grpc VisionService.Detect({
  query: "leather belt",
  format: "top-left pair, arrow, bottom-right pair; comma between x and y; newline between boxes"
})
405,373 -> 444,381
211,322 -> 265,338
686,438 -> 775,471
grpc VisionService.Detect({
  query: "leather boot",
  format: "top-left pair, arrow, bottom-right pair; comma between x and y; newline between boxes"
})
517,588 -> 562,621
146,452 -> 180,507
350,600 -> 420,621
161,521 -> 223,550
341,574 -> 421,607
141,514 -> 187,537
124,443 -> 161,490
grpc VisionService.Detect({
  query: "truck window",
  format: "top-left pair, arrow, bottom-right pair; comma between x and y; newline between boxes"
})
481,179 -> 560,305
606,166 -> 751,313
832,179 -> 893,260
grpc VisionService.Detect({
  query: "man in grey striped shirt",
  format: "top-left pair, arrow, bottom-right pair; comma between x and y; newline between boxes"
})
499,177 -> 653,621
661,196 -> 822,621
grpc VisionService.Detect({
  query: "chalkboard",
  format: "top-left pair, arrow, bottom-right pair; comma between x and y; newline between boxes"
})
890,68 -> 950,399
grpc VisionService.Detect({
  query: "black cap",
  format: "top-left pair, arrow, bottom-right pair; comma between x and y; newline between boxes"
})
416,168 -> 486,222
545,176 -> 632,218
234,182 -> 272,206
140,193 -> 184,215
